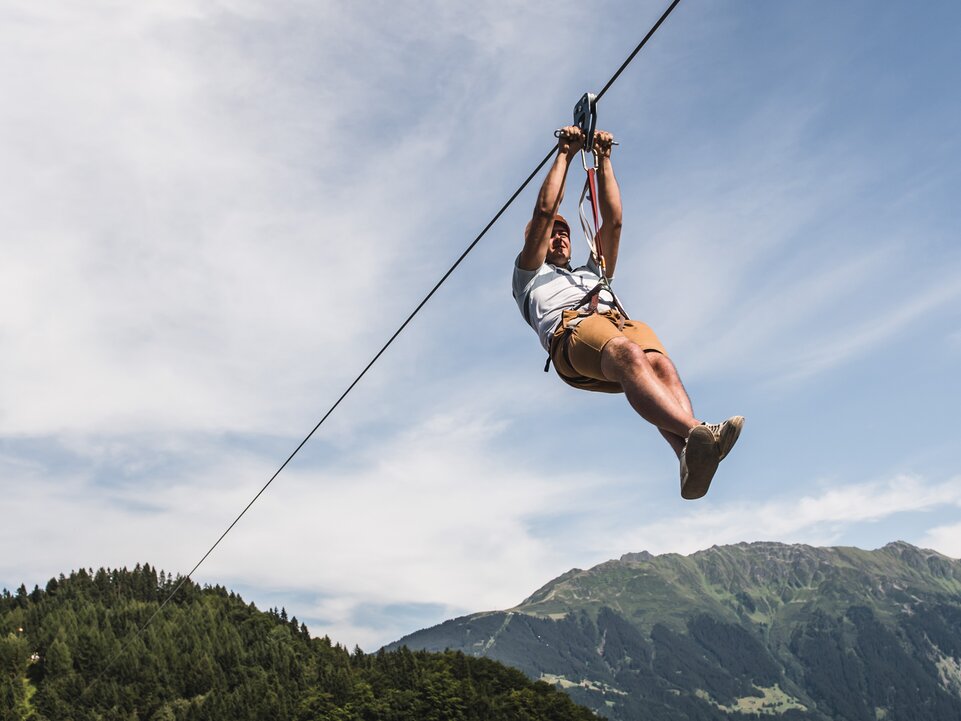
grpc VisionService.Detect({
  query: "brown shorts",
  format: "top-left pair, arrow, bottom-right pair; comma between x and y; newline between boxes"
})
550,309 -> 668,393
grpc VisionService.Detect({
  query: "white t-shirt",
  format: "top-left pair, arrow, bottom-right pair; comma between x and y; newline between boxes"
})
512,255 -> 618,352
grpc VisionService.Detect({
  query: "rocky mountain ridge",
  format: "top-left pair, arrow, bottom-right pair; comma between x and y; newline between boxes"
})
389,541 -> 961,721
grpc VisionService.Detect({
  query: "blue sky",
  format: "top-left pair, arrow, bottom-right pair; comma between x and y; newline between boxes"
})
1,1 -> 960,651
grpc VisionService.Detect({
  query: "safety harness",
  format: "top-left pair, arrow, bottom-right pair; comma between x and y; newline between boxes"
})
569,92 -> 629,318
543,93 -> 629,374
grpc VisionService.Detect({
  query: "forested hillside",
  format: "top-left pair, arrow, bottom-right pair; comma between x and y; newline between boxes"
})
0,565 -> 596,721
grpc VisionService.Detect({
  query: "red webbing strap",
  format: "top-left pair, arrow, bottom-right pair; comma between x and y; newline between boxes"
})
585,166 -> 604,312
586,167 -> 602,257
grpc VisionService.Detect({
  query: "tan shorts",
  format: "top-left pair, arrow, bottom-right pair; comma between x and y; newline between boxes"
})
550,309 -> 668,393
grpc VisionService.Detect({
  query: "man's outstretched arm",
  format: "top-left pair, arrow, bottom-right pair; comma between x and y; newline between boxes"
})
518,126 -> 584,271
594,130 -> 622,278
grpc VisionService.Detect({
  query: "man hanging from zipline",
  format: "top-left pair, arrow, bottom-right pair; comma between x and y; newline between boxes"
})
512,124 -> 743,499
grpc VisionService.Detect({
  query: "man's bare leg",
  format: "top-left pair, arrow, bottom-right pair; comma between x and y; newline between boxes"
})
646,351 -> 694,459
601,337 -> 733,499
599,337 -> 699,440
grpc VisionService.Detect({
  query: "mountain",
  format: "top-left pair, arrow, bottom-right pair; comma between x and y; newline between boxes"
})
0,564 -> 596,721
387,541 -> 961,721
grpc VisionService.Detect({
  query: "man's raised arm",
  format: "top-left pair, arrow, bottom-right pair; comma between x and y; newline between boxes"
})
594,130 -> 623,278
518,126 -> 584,271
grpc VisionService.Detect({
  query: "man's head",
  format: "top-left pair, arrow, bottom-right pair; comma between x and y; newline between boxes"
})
543,215 -> 572,267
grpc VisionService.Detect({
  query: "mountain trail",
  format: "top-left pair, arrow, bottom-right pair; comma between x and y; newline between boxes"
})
481,611 -> 514,655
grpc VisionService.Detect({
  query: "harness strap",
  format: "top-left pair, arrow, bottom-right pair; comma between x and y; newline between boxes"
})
573,278 -> 630,320
544,312 -> 583,373
544,320 -> 582,376
543,300 -> 628,373
578,167 -> 606,277
578,160 -> 611,322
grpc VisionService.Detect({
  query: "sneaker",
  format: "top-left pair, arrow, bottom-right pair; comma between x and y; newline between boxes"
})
703,416 -> 745,461
680,424 -> 721,500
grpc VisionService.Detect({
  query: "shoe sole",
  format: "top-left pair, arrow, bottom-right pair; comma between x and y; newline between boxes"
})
681,425 -> 721,500
717,416 -> 745,462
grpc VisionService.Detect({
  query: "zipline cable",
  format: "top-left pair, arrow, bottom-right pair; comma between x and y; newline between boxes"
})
82,0 -> 683,697
597,0 -> 681,103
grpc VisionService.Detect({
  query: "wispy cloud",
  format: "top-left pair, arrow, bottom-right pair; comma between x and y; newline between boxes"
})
777,277 -> 961,384
604,474 -> 961,557
920,523 -> 961,560
0,404 -> 599,648
0,0 -> 599,439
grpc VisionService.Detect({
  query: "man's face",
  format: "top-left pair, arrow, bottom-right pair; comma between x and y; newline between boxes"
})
545,222 -> 571,266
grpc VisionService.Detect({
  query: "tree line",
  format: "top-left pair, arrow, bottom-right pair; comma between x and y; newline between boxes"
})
0,564 -> 597,721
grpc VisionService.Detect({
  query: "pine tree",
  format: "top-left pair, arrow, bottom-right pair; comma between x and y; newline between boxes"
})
44,631 -> 74,678
0,633 -> 30,721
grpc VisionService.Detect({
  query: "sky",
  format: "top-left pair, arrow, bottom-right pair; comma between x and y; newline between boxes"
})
1,0 -> 960,652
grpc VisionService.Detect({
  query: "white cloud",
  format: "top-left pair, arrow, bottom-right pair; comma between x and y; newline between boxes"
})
604,474 -> 961,558
0,404 -> 599,648
775,277 -> 961,384
0,0 -> 598,438
1,3 -> 377,434
919,523 -> 961,560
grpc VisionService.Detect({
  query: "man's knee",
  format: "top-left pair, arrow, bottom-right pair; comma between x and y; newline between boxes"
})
646,350 -> 678,381
601,337 -> 649,378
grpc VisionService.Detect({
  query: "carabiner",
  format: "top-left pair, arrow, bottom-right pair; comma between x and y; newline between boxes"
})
581,147 -> 599,172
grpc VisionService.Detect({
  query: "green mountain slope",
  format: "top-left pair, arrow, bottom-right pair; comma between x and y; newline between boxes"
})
0,565 -> 596,721
388,541 -> 961,721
